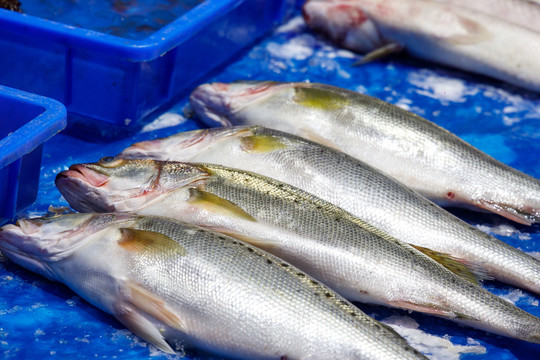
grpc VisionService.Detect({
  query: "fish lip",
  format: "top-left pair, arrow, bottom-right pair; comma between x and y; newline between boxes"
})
55,168 -> 114,213
60,164 -> 110,188
190,84 -> 233,127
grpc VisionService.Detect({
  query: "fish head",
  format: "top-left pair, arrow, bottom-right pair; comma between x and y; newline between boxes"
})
303,0 -> 385,53
0,213 -> 129,280
56,158 -> 211,213
118,126 -> 256,161
190,81 -> 290,127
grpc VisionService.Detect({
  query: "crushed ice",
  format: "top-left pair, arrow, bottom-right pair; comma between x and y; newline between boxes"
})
383,315 -> 486,359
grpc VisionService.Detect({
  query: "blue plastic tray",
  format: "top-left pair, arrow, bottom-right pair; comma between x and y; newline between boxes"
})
0,0 -> 293,134
1,5 -> 540,360
0,85 -> 66,225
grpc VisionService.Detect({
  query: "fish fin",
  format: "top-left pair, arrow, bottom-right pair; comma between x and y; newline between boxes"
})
443,15 -> 492,45
118,228 -> 186,257
474,199 -> 535,226
125,280 -> 184,332
293,86 -> 349,110
409,244 -> 480,285
115,304 -> 176,354
188,188 -> 257,222
389,300 -> 478,321
353,42 -> 404,65
297,128 -> 342,151
206,227 -> 280,252
240,134 -> 288,153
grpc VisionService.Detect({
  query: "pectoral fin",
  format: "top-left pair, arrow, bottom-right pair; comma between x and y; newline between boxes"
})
443,15 -> 492,45
125,281 -> 184,331
205,226 -> 280,252
388,300 -> 478,321
119,228 -> 186,257
188,188 -> 257,222
353,42 -> 404,65
474,199 -> 537,226
114,280 -> 187,354
297,128 -> 342,152
115,304 -> 176,354
240,134 -> 288,153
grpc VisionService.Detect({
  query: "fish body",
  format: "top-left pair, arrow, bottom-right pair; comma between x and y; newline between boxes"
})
433,0 -> 540,33
118,126 -> 540,296
0,213 -> 427,359
189,81 -> 540,226
56,159 -> 540,342
303,0 -> 540,92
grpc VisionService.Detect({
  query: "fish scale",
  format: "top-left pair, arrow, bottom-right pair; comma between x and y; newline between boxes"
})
119,125 -> 540,296
56,159 -> 540,343
0,213 -> 427,359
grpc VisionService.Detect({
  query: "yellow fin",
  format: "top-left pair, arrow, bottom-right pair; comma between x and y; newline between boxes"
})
115,304 -> 176,354
118,228 -> 186,257
188,188 -> 257,222
240,134 -> 287,153
126,281 -> 184,332
410,244 -> 479,285
293,86 -> 349,110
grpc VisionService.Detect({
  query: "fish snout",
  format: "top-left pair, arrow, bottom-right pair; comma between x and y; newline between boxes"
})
58,164 -> 110,188
190,84 -> 234,127
16,219 -> 42,235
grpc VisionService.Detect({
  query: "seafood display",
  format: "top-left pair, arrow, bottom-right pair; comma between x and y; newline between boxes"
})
2,3 -> 540,359
55,158 -> 540,341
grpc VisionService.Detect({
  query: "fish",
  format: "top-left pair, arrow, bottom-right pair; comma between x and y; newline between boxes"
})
0,213 -> 428,360
302,0 -> 540,92
55,158 -> 540,343
188,81 -> 540,226
433,0 -> 540,33
117,126 -> 540,297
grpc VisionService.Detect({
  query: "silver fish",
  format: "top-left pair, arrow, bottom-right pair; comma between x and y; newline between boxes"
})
303,0 -> 540,92
55,158 -> 540,343
189,81 -> 540,226
118,126 -> 540,296
433,0 -> 540,33
0,213 -> 427,359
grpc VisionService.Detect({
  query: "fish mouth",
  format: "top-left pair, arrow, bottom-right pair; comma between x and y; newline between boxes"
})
190,83 -> 234,127
55,167 -> 113,213
58,164 -> 110,188
190,82 -> 280,127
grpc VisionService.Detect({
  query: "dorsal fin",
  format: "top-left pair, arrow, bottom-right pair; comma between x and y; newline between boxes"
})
409,244 -> 480,285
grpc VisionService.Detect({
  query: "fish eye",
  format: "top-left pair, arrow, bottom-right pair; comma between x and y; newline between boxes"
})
98,156 -> 124,168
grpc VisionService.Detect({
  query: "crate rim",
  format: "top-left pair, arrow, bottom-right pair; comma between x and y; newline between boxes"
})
0,85 -> 67,168
0,0 -> 273,62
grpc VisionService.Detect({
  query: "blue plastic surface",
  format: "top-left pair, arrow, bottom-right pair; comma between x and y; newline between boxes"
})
0,0 -> 293,132
0,85 -> 66,225
1,6 -> 540,360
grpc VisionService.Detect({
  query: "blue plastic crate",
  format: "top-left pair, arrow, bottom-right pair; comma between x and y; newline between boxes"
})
0,85 -> 66,225
0,0 -> 293,135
